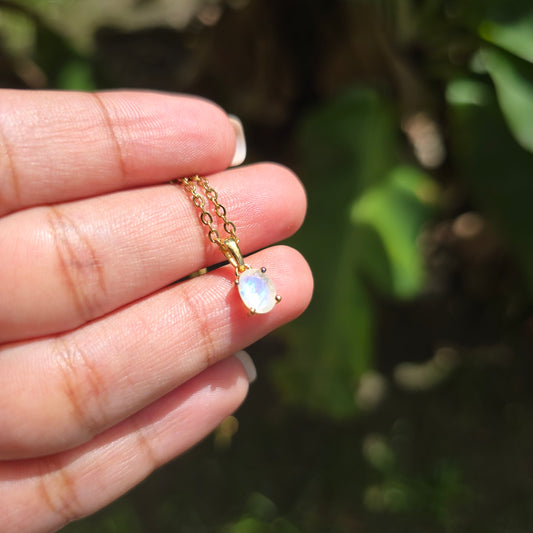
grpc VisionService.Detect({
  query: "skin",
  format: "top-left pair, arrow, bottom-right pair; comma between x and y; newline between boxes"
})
0,90 -> 313,533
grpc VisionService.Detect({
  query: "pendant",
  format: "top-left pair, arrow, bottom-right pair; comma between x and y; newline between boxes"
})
220,238 -> 281,315
175,175 -> 282,315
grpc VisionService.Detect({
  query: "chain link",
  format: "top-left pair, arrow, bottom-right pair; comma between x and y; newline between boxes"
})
174,174 -> 281,312
176,175 -> 238,246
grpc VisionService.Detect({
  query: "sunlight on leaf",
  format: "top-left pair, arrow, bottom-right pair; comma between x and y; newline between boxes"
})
273,88 -> 395,417
275,89 -> 437,417
478,0 -> 533,63
352,165 -> 437,298
482,46 -> 533,153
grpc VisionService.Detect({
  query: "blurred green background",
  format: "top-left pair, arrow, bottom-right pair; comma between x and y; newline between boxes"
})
2,0 -> 533,531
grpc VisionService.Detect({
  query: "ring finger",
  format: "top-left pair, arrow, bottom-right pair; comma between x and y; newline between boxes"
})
0,245 -> 313,459
0,163 -> 306,342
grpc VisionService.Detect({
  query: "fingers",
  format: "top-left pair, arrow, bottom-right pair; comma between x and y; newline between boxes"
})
0,163 -> 306,342
0,355 -> 250,533
0,246 -> 312,459
0,90 -> 238,216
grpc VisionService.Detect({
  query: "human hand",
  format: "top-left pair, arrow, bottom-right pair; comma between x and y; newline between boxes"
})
0,90 -> 312,532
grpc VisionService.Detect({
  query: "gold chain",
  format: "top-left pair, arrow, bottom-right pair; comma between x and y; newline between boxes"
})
174,174 -> 281,314
176,175 -> 238,246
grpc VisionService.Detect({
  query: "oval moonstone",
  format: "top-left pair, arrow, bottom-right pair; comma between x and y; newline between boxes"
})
237,268 -> 277,314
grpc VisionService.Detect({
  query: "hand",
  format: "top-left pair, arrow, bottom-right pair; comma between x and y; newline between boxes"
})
0,90 -> 312,533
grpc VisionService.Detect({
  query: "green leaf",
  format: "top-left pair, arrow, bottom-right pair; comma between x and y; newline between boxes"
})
447,78 -> 533,293
57,58 -> 96,91
482,46 -> 533,153
445,78 -> 491,107
352,165 -> 437,298
223,494 -> 300,533
273,88 -> 436,418
478,0 -> 533,63
273,87 -> 396,418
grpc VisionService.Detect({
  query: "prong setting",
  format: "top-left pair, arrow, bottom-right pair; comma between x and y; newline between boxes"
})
177,175 -> 281,316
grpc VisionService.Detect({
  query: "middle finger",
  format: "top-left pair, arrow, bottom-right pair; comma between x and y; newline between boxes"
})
0,163 -> 306,342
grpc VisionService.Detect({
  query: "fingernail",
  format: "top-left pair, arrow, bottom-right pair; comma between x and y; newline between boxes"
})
235,350 -> 257,383
229,114 -> 247,167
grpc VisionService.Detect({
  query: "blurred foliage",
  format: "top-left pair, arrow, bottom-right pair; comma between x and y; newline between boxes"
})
1,0 -> 533,531
272,90 -> 438,417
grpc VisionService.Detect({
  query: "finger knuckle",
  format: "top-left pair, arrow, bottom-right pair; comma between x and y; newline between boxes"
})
129,417 -> 161,472
53,336 -> 107,439
0,120 -> 21,214
47,205 -> 108,322
90,93 -> 127,184
179,283 -> 219,370
38,457 -> 82,527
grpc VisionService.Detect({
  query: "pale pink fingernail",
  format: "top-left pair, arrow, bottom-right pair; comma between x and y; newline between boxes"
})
229,114 -> 247,167
235,350 -> 256,383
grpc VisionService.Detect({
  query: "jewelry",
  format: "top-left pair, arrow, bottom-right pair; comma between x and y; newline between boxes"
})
175,175 -> 281,315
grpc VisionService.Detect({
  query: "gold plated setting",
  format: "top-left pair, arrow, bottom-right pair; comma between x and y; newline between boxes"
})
175,175 -> 281,314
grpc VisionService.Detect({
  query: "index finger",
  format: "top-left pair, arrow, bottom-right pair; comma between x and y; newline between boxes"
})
0,90 -> 237,215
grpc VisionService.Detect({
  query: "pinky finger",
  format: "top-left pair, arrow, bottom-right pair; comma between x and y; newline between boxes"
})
0,355 -> 251,533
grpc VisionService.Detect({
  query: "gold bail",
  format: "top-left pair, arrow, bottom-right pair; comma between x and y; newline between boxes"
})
220,238 -> 246,271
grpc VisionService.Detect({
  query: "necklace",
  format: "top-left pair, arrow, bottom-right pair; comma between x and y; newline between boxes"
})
175,175 -> 281,315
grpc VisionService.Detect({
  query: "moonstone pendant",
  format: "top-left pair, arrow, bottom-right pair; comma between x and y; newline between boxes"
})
176,176 -> 282,315
237,267 -> 280,314
220,238 -> 281,315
